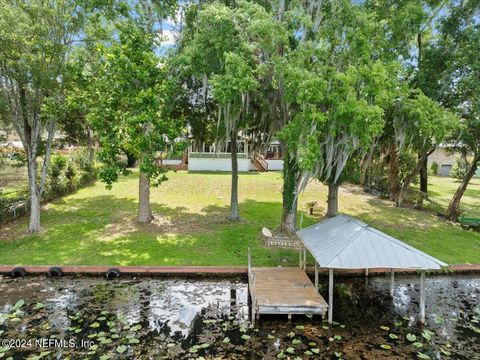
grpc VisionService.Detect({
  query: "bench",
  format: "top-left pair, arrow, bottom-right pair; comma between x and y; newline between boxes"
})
458,216 -> 480,230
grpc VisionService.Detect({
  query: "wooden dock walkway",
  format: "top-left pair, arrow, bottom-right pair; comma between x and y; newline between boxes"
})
248,267 -> 329,324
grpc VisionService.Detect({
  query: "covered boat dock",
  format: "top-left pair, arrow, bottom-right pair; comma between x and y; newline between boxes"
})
296,214 -> 448,324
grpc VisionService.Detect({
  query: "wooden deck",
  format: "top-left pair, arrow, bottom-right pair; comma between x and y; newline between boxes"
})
248,267 -> 328,323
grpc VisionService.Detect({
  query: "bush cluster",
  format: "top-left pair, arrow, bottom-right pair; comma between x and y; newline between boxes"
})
43,149 -> 96,202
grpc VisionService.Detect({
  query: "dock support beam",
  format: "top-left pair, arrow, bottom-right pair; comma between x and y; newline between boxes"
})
390,269 -> 394,297
419,270 -> 426,324
314,261 -> 319,289
328,268 -> 334,324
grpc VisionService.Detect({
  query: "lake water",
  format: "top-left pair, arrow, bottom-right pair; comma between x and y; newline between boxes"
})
0,273 -> 479,359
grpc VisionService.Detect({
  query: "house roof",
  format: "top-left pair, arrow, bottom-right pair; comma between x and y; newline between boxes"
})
296,215 -> 447,270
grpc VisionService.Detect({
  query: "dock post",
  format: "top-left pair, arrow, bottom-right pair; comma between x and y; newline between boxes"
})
419,270 -> 426,324
328,268 -> 334,324
390,269 -> 394,297
251,272 -> 256,326
314,261 -> 319,289
303,247 -> 307,270
251,299 -> 256,326
248,247 -> 251,274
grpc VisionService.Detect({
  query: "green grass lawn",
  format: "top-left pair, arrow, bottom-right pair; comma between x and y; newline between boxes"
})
420,175 -> 480,218
0,172 -> 479,266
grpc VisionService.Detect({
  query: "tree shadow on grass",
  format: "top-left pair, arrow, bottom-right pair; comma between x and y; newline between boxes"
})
0,195 -> 305,266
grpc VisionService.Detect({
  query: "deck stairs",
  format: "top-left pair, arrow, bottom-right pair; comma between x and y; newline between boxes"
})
253,153 -> 268,172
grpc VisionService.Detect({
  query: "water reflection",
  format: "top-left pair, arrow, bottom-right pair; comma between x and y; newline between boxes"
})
0,274 -> 478,359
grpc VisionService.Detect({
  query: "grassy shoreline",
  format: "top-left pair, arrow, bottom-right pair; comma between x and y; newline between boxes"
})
0,172 -> 479,266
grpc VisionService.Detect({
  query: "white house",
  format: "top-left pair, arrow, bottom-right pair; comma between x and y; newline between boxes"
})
187,139 -> 284,172
160,137 -> 284,172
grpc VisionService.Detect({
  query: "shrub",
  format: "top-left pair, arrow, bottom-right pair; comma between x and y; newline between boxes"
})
65,161 -> 77,191
70,148 -> 96,185
48,155 -> 68,195
0,146 -> 26,167
306,201 -> 317,215
450,159 -> 467,180
49,155 -> 67,179
1,148 -> 97,224
430,162 -> 439,176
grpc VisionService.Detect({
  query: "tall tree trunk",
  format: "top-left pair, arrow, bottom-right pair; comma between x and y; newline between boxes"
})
279,151 -> 299,233
138,159 -> 153,224
395,153 -> 427,207
416,155 -> 429,209
138,123 -> 153,223
326,183 -> 339,217
416,150 -> 436,208
27,159 -> 41,232
229,130 -> 240,221
388,143 -> 400,202
419,155 -> 428,195
446,157 -> 478,220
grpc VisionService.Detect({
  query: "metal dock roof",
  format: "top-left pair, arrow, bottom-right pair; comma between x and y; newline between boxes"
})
296,214 -> 447,270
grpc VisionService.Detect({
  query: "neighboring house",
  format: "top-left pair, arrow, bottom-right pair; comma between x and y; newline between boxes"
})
427,144 -> 459,176
187,139 -> 284,172
162,137 -> 285,172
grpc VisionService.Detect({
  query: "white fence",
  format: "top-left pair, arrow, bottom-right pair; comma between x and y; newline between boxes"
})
265,159 -> 284,171
188,152 -> 252,172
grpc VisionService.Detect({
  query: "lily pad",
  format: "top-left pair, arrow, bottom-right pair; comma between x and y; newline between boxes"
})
12,299 -> 25,310
440,348 -> 451,356
380,344 -> 392,350
116,345 -> 127,354
417,352 -> 430,359
406,333 -> 416,342
33,303 -> 45,310
130,324 -> 142,332
421,329 -> 434,341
